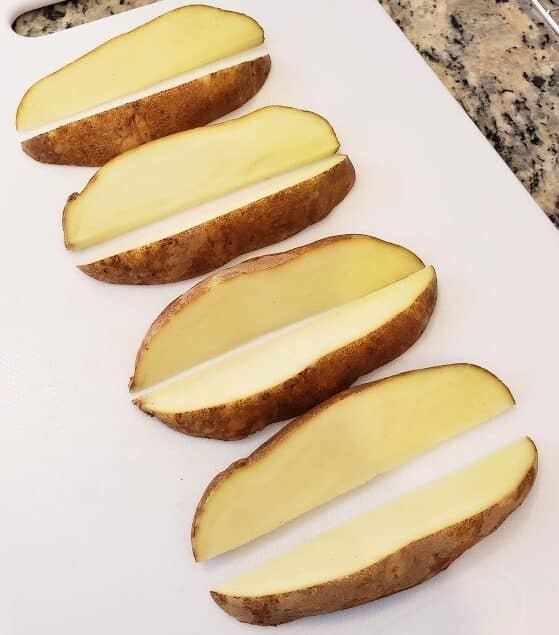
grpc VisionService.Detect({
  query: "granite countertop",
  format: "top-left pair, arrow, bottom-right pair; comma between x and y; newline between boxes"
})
12,1 -> 155,35
13,0 -> 559,226
380,0 -> 559,226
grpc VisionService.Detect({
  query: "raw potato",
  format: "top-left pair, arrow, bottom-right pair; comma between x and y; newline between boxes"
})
212,437 -> 537,625
63,106 -> 340,250
21,56 -> 271,167
16,5 -> 264,131
130,234 -> 423,390
192,364 -> 515,561
79,155 -> 355,285
134,266 -> 437,439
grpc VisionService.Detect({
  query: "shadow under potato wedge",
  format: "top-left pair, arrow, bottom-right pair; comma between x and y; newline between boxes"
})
192,363 -> 515,561
17,5 -> 268,165
134,266 -> 437,440
212,437 -> 537,625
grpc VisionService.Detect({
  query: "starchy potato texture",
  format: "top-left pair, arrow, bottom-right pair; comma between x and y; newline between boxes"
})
212,437 -> 537,625
79,155 -> 355,285
134,266 -> 437,439
192,364 -> 515,561
21,56 -> 271,166
16,5 -> 264,131
130,234 -> 423,390
63,106 -> 340,250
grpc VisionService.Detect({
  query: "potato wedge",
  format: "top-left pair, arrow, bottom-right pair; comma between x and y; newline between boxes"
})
63,106 -> 340,250
21,56 -> 271,167
130,234 -> 423,390
192,364 -> 515,561
79,155 -> 355,285
16,5 -> 264,131
134,266 -> 437,439
212,437 -> 537,625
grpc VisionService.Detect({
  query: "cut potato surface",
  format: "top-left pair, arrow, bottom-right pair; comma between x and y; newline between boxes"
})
131,234 -> 423,390
63,106 -> 340,250
212,437 -> 537,625
21,56 -> 271,167
17,5 -> 264,131
192,364 -> 515,561
134,266 -> 436,439
80,156 -> 356,285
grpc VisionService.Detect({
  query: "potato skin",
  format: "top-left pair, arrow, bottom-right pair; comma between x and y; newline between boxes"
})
211,448 -> 536,625
191,363 -> 514,560
21,55 -> 271,167
134,271 -> 437,439
80,156 -> 356,285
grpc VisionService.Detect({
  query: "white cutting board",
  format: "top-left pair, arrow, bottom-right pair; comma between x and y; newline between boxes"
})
1,1 -> 558,633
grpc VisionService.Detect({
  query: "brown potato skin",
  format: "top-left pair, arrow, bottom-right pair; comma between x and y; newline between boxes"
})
133,271 -> 437,439
211,445 -> 537,625
129,234 -> 422,390
21,55 -> 271,167
191,363 -> 514,560
80,156 -> 356,285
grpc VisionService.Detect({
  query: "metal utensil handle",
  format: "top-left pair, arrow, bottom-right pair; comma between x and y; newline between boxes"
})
531,0 -> 559,34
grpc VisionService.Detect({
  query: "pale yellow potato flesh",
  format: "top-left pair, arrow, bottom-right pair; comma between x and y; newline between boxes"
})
17,5 -> 264,131
214,437 -> 535,598
132,234 -> 423,391
96,156 -> 349,265
63,106 -> 340,250
193,364 -> 515,561
138,266 -> 434,413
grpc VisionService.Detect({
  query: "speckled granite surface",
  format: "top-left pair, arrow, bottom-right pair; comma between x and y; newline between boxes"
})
13,0 -> 156,36
380,0 -> 559,225
13,0 -> 559,225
